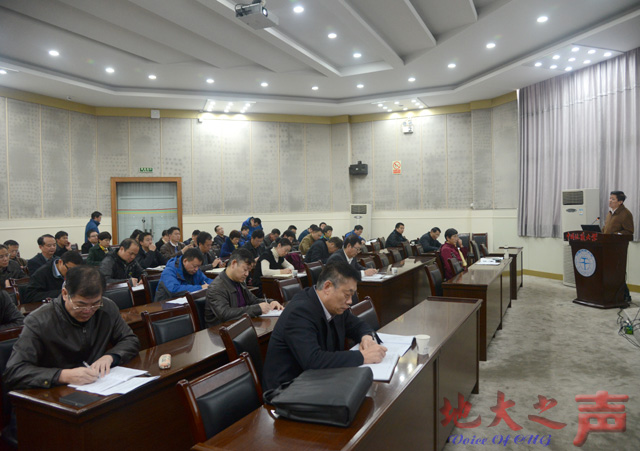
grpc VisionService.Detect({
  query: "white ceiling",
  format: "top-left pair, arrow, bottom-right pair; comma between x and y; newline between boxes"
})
1,0 -> 639,116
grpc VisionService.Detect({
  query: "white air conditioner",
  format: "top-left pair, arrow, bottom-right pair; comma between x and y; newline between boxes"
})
561,188 -> 600,287
350,204 -> 371,237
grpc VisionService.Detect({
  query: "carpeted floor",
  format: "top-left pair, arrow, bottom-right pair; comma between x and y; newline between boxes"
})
443,275 -> 640,451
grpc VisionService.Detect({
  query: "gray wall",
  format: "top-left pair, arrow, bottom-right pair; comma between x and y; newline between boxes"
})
0,97 -> 517,219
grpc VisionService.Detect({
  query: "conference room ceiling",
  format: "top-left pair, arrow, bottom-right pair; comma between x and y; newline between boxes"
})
0,0 -> 639,116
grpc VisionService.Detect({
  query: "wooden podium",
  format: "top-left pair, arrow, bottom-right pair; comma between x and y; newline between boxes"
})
565,231 -> 632,308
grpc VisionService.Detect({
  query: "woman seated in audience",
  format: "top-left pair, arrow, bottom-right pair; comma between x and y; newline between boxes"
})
219,230 -> 242,259
87,231 -> 112,266
252,238 -> 294,296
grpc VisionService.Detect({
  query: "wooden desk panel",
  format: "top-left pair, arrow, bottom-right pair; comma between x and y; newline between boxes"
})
498,247 -> 523,299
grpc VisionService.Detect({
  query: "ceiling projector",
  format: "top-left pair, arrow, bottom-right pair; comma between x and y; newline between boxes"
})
235,1 -> 279,29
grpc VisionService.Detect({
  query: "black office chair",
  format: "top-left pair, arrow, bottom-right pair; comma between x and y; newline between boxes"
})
470,240 -> 482,263
378,237 -> 386,248
3,287 -> 20,306
351,297 -> 380,331
141,300 -> 199,347
176,353 -> 262,444
0,326 -> 22,446
472,233 -> 488,250
372,241 -> 381,253
142,273 -> 162,304
104,282 -> 134,310
480,243 -> 489,258
448,258 -> 464,276
401,241 -> 412,259
187,289 -> 208,330
389,249 -> 402,264
359,257 -> 376,269
219,314 -> 264,383
304,261 -> 323,288
425,264 -> 443,297
374,253 -> 390,268
276,278 -> 303,303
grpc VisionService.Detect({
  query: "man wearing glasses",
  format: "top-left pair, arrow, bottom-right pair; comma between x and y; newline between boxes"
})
22,251 -> 84,304
4,266 -> 140,389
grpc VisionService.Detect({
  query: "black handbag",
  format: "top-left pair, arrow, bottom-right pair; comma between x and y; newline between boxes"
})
263,366 -> 373,427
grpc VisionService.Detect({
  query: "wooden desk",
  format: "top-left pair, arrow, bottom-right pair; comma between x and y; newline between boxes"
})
357,257 -> 433,327
496,247 -> 523,300
194,297 -> 480,451
10,317 -> 277,451
442,258 -> 511,361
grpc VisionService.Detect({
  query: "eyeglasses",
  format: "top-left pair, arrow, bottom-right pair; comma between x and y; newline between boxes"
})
68,295 -> 103,311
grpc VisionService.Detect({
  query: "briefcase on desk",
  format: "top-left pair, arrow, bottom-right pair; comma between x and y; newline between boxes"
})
263,367 -> 373,427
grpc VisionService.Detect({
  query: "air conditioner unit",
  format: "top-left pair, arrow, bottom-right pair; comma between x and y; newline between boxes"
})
350,204 -> 371,237
561,188 -> 600,287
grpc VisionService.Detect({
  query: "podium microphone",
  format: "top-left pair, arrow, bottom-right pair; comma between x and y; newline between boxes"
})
591,216 -> 600,225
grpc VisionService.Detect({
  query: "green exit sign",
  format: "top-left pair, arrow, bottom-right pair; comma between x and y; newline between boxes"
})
139,167 -> 153,173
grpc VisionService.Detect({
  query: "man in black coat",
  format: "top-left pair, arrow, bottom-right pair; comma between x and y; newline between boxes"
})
99,239 -> 145,285
262,261 -> 387,391
135,232 -> 167,269
27,234 -> 57,275
23,251 -> 84,303
420,227 -> 442,252
326,235 -> 378,277
386,222 -> 408,248
304,237 -> 343,264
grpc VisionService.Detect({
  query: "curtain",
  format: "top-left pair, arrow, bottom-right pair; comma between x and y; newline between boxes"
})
518,48 -> 639,240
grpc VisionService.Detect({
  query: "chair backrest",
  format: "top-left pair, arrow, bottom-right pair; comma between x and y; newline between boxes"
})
435,249 -> 445,278
350,297 -> 380,331
372,241 -> 381,253
219,314 -> 264,383
378,236 -> 386,248
425,264 -> 443,297
480,243 -> 489,257
3,286 -> 20,306
389,249 -> 402,264
358,257 -> 375,269
176,353 -> 262,443
0,327 -> 22,428
303,261 -> 323,288
448,258 -> 463,276
401,241 -> 412,259
142,273 -> 162,305
104,282 -> 134,310
372,253 -> 389,269
470,240 -> 481,263
458,233 -> 471,249
276,278 -> 303,303
141,299 -> 198,347
472,232 -> 488,249
188,289 -> 208,330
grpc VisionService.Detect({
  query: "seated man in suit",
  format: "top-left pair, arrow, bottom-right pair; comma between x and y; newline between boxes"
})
386,222 -> 408,248
4,240 -> 27,267
262,261 -> 387,391
204,248 -> 282,327
27,234 -> 57,275
420,227 -> 442,252
4,265 -> 140,390
155,248 -> 212,302
183,229 -> 200,246
263,228 -> 280,249
344,225 -> 366,244
54,231 -> 73,258
305,237 -> 343,264
326,234 -> 377,278
299,225 -> 322,255
99,238 -> 145,285
155,229 -> 169,251
0,289 -> 24,330
160,227 -> 194,260
439,228 -> 468,280
23,251 -> 84,303
87,231 -> 111,266
242,229 -> 266,261
135,232 -> 167,269
81,231 -> 99,254
0,244 -> 26,288
196,232 -> 223,270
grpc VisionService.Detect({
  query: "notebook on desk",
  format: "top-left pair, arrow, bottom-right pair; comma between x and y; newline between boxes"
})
581,224 -> 602,232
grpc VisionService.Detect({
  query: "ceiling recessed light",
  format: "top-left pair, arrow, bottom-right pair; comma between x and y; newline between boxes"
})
0,70 -> 6,75
419,105 -> 425,109
356,83 -> 364,89
394,101 -> 400,105
311,86 -> 319,90
408,77 -> 416,82
486,42 -> 496,49
403,107 -> 408,111
534,62 -> 542,67
377,103 -> 383,107
572,47 -> 580,52
293,5 -> 304,13
448,63 -> 456,69
206,78 -> 214,84
537,16 -> 548,23
328,33 -> 337,39
568,57 -> 576,62
552,55 -> 560,60
353,52 -> 361,58
565,67 -> 573,71
604,52 -> 612,57
261,82 -> 269,87
228,102 -> 233,106
588,49 -> 596,55
148,74 -> 156,80
550,64 -> 558,69
48,50 -> 60,57
105,67 -> 115,74
583,60 -> 591,64
224,109 -> 230,113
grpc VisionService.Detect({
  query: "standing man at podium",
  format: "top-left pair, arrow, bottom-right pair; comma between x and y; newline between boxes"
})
603,190 -> 634,302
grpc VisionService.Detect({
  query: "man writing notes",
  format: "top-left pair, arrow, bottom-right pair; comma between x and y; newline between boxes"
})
603,190 -> 634,303
305,237 -> 343,264
420,227 -> 442,252
262,262 -> 387,391
299,225 -> 322,255
386,222 -> 408,248
4,266 -> 140,390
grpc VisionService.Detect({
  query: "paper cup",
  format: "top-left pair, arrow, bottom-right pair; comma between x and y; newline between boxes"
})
292,269 -> 298,277
391,267 -> 398,275
415,334 -> 430,354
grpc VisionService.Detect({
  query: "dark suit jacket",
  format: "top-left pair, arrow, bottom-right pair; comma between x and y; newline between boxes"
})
304,239 -> 330,264
27,253 -> 49,276
262,287 -> 372,391
326,249 -> 365,271
23,259 -> 65,304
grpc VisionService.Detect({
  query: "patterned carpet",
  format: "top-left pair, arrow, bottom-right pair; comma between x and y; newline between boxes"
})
443,275 -> 639,451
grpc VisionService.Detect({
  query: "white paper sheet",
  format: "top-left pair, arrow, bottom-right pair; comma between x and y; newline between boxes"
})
261,309 -> 283,317
70,367 -> 151,394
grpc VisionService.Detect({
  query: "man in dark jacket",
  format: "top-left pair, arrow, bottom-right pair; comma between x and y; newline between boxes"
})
386,222 -> 408,248
0,290 -> 24,330
242,230 -> 266,261
135,232 -> 166,269
81,231 -> 99,254
196,232 -> 223,270
420,227 -> 442,252
99,239 -> 145,285
262,261 -> 387,391
4,266 -> 140,390
27,234 -> 57,275
54,231 -> 73,258
0,244 -> 26,287
304,237 -> 343,264
23,251 -> 84,304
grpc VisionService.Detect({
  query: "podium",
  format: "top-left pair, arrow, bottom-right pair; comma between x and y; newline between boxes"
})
564,231 -> 632,308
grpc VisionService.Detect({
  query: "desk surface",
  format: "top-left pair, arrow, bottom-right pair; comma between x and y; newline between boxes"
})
444,257 -> 510,287
194,298 -> 480,451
